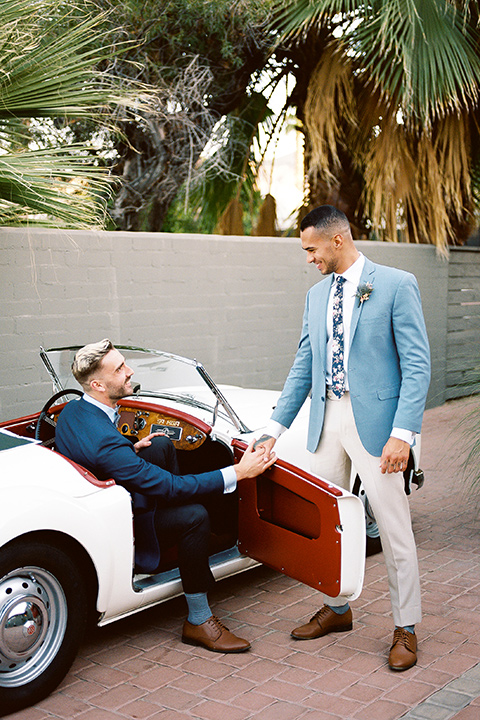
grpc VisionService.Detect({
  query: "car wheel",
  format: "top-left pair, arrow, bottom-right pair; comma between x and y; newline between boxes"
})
352,475 -> 383,556
0,541 -> 87,714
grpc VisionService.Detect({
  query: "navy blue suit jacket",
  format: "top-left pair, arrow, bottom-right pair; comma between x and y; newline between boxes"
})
56,397 -> 224,572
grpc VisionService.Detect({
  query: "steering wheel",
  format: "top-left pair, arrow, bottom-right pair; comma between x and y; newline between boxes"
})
35,389 -> 83,445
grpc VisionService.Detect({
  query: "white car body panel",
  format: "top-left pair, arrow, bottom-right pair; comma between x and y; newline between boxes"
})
0,440 -> 264,625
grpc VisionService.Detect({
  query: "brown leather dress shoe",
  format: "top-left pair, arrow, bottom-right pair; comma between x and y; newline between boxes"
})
388,628 -> 417,671
182,615 -> 251,653
291,605 -> 353,640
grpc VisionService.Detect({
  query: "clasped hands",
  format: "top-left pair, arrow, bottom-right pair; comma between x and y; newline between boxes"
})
134,431 -> 277,479
234,438 -> 276,481
136,431 -> 407,477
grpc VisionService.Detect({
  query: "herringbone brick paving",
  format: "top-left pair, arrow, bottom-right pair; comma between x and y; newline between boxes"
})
5,397 -> 480,720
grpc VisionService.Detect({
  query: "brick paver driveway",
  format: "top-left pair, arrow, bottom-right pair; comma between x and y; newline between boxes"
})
5,398 -> 480,720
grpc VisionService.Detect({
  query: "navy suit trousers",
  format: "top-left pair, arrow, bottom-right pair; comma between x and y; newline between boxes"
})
137,436 -> 236,593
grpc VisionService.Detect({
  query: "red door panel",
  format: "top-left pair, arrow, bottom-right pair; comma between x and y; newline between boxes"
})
233,441 -> 344,597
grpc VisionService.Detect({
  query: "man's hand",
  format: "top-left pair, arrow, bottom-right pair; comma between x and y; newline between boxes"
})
235,439 -> 276,481
134,432 -> 166,453
380,437 -> 410,474
253,434 -> 277,454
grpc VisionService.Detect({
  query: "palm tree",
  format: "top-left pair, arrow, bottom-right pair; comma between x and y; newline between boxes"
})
0,0 -> 143,227
270,0 -> 480,251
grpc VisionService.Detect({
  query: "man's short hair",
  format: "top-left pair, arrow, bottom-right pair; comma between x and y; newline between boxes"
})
72,339 -> 114,387
300,205 -> 350,234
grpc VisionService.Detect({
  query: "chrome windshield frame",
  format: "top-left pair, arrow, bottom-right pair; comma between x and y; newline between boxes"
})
40,345 -> 251,434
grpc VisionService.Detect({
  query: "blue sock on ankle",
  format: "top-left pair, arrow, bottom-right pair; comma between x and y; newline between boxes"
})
400,625 -> 415,634
328,603 -> 350,615
185,592 -> 212,626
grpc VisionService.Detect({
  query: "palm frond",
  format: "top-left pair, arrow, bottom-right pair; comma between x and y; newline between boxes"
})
360,110 -> 473,253
273,0 -> 480,122
273,0 -> 360,38
0,147 -> 113,227
272,0 -> 480,249
0,0 -> 149,226
354,0 -> 480,123
303,40 -> 357,184
0,7 -> 133,120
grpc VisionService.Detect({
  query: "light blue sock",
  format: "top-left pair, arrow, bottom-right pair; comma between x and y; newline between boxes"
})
328,603 -> 350,615
400,625 -> 415,634
185,592 -> 212,625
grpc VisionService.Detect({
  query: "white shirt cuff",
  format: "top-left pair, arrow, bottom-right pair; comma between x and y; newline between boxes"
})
265,420 -> 288,440
221,466 -> 237,493
391,427 -> 416,446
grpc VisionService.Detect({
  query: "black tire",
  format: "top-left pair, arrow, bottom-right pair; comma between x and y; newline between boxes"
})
0,541 -> 88,714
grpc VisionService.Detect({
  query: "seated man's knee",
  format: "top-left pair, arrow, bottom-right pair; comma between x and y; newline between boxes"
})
138,434 -> 179,472
186,503 -> 210,532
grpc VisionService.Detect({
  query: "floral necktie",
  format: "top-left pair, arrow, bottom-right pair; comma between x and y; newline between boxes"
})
331,276 -> 346,398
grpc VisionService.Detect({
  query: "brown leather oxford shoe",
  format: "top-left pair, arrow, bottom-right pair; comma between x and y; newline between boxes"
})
182,615 -> 251,653
291,605 -> 353,640
388,628 -> 417,671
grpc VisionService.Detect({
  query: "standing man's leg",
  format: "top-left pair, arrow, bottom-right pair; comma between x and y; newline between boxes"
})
309,392 -> 421,626
339,395 -> 420,670
291,393 -> 355,639
293,392 -> 420,669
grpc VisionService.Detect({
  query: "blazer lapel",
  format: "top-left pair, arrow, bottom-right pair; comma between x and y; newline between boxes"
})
349,258 -> 375,348
315,275 -> 334,367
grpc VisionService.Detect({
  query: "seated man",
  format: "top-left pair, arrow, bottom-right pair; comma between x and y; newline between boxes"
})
55,339 -> 276,654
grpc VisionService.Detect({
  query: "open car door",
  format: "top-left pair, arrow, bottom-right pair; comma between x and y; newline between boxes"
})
233,441 -> 366,600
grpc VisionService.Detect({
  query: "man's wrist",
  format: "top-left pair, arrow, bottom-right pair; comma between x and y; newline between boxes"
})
221,466 -> 237,492
391,427 -> 416,446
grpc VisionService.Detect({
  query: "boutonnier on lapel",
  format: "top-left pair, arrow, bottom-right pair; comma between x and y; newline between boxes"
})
355,282 -> 373,306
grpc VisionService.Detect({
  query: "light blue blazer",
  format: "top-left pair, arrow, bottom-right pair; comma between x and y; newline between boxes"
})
272,257 -> 431,457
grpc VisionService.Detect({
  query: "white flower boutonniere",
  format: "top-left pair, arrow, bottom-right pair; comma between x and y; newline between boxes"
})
355,282 -> 373,306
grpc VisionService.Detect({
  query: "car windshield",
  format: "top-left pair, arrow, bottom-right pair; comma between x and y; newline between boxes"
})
40,346 -> 250,433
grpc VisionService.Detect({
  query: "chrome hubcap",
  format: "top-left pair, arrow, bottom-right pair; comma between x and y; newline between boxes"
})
0,567 -> 67,687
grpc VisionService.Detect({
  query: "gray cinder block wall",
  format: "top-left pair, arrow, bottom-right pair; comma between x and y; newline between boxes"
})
1,228 -> 447,422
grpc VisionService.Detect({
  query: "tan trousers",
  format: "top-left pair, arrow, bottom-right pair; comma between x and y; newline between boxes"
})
310,391 -> 421,627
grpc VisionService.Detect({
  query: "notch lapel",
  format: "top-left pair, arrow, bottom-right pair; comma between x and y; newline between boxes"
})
312,275 -> 334,368
317,273 -> 334,368
349,259 -> 375,348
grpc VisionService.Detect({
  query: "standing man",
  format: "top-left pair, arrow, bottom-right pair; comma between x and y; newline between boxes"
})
56,339 -> 276,654
257,205 -> 430,670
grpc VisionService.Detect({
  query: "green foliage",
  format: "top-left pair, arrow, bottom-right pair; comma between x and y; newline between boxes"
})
48,0 -> 275,231
93,0 -> 272,90
0,0 -> 144,227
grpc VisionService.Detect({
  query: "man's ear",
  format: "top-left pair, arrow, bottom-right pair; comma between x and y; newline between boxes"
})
89,377 -> 105,393
332,233 -> 343,249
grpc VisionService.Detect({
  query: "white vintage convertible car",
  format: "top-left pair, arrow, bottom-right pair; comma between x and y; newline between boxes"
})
0,346 -> 424,713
